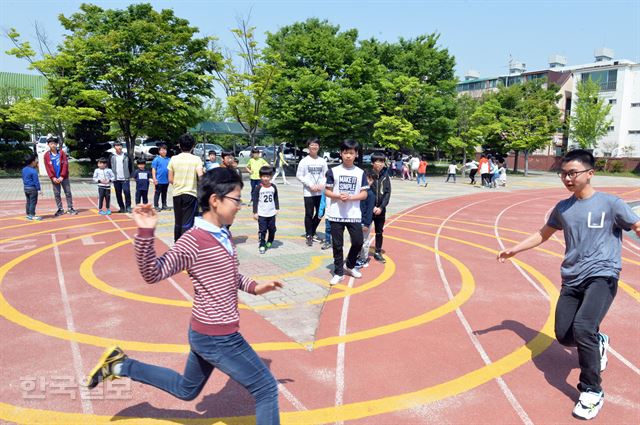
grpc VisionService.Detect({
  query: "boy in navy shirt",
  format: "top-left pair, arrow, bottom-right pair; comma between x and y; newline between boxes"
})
252,166 -> 279,254
132,159 -> 150,205
22,154 -> 42,220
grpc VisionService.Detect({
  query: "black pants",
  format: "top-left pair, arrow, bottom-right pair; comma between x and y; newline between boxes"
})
330,221 -> 363,276
445,173 -> 456,182
136,188 -> 149,204
98,187 -> 111,210
154,183 -> 169,208
372,211 -> 386,253
114,180 -> 131,210
481,173 -> 491,187
24,188 -> 38,216
555,276 -> 617,393
469,169 -> 477,184
258,216 -> 276,247
173,194 -> 198,241
304,195 -> 322,237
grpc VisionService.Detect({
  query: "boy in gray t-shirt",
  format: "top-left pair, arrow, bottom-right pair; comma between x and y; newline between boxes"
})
497,149 -> 640,421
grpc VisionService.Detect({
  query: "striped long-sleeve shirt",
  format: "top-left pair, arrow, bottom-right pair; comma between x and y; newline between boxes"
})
135,226 -> 257,336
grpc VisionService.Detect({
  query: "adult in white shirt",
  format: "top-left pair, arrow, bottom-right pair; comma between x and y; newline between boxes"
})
296,138 -> 328,246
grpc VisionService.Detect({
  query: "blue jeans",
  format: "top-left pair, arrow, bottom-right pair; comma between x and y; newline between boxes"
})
120,329 -> 280,424
417,173 -> 426,185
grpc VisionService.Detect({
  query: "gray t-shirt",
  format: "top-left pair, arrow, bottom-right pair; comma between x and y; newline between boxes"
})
546,191 -> 639,286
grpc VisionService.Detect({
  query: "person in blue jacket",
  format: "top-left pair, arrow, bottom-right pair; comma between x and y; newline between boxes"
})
22,154 -> 43,220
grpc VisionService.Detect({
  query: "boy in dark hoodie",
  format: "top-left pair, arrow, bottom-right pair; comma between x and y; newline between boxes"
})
356,170 -> 376,268
369,152 -> 391,263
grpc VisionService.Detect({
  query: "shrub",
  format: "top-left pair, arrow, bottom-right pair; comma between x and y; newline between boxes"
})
607,160 -> 625,173
0,143 -> 32,169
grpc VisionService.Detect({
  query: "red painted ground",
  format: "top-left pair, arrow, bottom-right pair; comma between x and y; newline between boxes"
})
1,188 -> 639,424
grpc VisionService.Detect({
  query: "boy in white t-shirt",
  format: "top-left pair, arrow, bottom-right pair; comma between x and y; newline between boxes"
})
325,139 -> 369,285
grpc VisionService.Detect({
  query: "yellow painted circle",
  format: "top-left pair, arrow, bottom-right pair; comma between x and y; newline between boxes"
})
0,214 -> 560,424
78,235 -> 392,311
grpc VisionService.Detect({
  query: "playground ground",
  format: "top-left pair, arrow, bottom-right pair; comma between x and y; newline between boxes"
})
0,171 -> 638,424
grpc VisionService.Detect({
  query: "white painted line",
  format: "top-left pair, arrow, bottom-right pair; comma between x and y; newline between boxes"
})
608,346 -> 640,376
81,235 -> 105,246
278,382 -> 308,411
496,198 -> 552,301
87,197 -> 191,300
51,234 -> 94,414
435,196 -> 533,425
332,197 -> 457,423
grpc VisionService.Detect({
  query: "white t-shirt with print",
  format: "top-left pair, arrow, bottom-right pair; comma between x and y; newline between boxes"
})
325,164 -> 368,223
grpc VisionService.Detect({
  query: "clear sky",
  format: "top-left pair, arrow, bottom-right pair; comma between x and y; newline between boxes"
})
1,0 -> 639,82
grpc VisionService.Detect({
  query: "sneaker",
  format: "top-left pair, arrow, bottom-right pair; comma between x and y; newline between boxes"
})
32,215 -> 42,221
355,259 -> 365,269
126,207 -> 132,213
164,206 -> 172,211
86,346 -> 127,390
67,208 -> 79,215
321,242 -> 332,250
373,252 -> 386,263
266,242 -> 272,249
259,246 -> 266,254
360,258 -> 370,268
105,209 -> 112,215
306,236 -> 313,246
344,266 -> 362,278
572,390 -> 604,420
312,234 -> 323,242
54,209 -> 65,217
599,333 -> 609,372
99,210 -> 106,215
154,207 -> 162,212
26,215 -> 33,220
330,274 -> 344,285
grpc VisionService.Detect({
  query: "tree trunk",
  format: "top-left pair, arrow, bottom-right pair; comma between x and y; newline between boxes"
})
513,150 -> 519,173
524,149 -> 529,177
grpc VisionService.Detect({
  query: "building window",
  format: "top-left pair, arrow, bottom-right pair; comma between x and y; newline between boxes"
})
631,102 -> 640,107
581,69 -> 617,91
608,99 -> 616,105
629,130 -> 640,135
608,126 -> 615,132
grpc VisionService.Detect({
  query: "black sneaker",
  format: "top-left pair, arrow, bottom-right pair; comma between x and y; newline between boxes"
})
67,208 -> 79,215
373,252 -> 386,263
86,346 -> 127,390
312,234 -> 323,242
306,236 -> 313,246
164,206 -> 172,211
54,209 -> 65,217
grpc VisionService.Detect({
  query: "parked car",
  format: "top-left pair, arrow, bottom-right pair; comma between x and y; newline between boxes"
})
322,151 -> 341,164
193,143 -> 223,160
262,146 -> 276,163
135,140 -> 168,160
238,145 -> 266,158
36,135 -> 69,155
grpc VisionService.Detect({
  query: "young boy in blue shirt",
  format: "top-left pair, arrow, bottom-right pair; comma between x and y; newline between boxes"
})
22,154 -> 42,220
151,144 -> 170,211
498,149 -> 640,420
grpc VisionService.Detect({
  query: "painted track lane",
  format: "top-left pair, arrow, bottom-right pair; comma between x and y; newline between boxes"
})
1,186 -> 639,424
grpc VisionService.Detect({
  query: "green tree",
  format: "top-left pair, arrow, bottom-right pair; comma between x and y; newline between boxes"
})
212,18 -> 280,147
373,115 -> 420,150
446,94 -> 479,165
361,34 -> 457,152
8,3 -> 221,169
569,79 -> 612,149
264,19 -> 380,146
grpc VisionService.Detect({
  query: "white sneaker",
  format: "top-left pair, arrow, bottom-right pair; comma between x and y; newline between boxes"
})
598,333 -> 609,372
572,390 -> 604,420
330,275 -> 344,285
344,266 -> 362,278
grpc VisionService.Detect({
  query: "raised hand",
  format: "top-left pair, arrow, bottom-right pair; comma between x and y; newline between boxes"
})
132,204 -> 158,229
